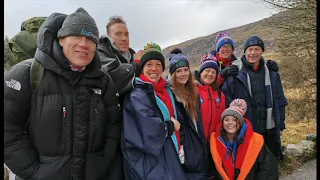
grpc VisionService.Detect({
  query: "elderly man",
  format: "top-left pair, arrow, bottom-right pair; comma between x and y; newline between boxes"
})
4,7 -> 121,180
212,32 -> 279,86
221,35 -> 288,161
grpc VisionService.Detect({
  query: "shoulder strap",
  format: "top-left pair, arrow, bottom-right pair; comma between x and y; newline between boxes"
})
29,58 -> 44,93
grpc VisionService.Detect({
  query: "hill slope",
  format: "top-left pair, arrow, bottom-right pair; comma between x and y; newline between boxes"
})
162,10 -> 286,69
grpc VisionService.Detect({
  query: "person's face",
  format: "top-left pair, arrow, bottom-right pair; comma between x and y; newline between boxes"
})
223,115 -> 240,136
218,44 -> 233,59
245,46 -> 263,65
174,67 -> 190,85
108,23 -> 129,53
142,60 -> 163,83
200,68 -> 216,85
59,36 -> 96,67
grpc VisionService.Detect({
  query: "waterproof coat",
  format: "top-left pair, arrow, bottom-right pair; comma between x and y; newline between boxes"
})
173,94 -> 207,180
194,71 -> 226,179
4,13 -> 122,180
194,72 -> 226,141
97,36 -> 138,102
221,57 -> 288,135
210,118 -> 279,180
121,78 -> 186,180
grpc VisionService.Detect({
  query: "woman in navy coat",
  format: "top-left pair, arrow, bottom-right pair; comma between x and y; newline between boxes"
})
121,43 -> 185,180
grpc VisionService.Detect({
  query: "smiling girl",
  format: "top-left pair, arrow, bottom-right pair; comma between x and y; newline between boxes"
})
168,50 -> 206,180
209,99 -> 278,180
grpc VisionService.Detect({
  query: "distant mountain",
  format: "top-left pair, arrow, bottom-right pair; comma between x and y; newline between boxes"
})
162,10 -> 287,69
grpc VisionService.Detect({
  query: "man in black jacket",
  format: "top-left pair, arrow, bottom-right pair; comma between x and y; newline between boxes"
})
98,16 -> 143,103
97,16 -> 143,180
4,7 -> 121,180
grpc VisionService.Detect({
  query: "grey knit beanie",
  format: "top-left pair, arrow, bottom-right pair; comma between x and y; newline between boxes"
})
57,7 -> 99,44
221,99 -> 247,126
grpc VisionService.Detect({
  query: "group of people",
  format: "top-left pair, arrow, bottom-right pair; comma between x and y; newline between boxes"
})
4,7 -> 288,180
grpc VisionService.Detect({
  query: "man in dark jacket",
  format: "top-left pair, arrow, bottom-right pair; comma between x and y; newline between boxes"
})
221,36 -> 288,161
211,31 -> 279,87
97,16 -> 143,103
97,16 -> 143,180
4,7 -> 121,180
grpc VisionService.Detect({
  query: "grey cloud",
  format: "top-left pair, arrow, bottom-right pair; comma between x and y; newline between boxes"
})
4,0 -> 277,52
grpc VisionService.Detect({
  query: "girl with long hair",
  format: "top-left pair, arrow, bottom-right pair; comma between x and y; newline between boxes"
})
168,49 -> 207,180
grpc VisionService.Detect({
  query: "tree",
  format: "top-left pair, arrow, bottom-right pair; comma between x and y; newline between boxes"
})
260,0 -> 316,120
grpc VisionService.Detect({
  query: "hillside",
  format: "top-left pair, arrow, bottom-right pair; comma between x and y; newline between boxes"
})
162,10 -> 287,69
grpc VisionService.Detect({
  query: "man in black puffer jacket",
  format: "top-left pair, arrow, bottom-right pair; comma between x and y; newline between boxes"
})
98,16 -> 143,104
4,7 -> 121,180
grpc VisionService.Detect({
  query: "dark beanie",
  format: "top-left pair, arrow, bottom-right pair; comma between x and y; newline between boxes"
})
57,7 -> 99,44
244,36 -> 264,53
139,42 -> 165,73
169,53 -> 189,75
199,53 -> 219,75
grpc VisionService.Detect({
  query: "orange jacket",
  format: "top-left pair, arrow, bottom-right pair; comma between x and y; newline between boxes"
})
210,131 -> 264,180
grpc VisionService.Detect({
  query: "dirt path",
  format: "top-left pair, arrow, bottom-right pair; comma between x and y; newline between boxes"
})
280,159 -> 316,180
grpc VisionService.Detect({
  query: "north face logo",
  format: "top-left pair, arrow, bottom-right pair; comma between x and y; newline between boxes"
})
92,88 -> 101,95
5,79 -> 21,91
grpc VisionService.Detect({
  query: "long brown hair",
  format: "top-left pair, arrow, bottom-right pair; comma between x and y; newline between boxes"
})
171,69 -> 199,121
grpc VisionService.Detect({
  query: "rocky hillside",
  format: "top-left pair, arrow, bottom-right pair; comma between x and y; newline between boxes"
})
162,10 -> 287,69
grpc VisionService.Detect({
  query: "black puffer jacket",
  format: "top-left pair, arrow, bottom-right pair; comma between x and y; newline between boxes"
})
97,36 -> 138,103
4,13 -> 121,180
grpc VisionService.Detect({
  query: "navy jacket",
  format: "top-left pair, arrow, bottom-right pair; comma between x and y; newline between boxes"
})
121,79 -> 186,180
221,58 -> 288,135
174,95 -> 207,180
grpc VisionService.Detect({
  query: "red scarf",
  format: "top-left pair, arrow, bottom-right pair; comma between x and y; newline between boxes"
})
214,118 -> 254,180
216,53 -> 233,69
139,74 -> 181,148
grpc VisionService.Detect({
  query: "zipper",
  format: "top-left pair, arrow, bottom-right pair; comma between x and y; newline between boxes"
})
207,88 -> 213,142
63,107 -> 66,118
256,72 -> 260,131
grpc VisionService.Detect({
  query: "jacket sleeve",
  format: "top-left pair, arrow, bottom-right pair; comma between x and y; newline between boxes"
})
101,74 -> 122,168
98,49 -> 137,98
4,61 -> 40,179
255,144 -> 279,180
275,73 -> 288,131
122,89 -> 169,157
221,76 -> 235,107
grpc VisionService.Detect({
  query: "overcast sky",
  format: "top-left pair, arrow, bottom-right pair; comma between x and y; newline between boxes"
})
4,0 -> 277,51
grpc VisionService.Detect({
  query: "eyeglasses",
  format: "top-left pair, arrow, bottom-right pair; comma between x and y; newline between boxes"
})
220,44 -> 232,50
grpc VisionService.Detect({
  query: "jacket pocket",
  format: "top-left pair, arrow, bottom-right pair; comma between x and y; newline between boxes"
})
31,155 -> 71,180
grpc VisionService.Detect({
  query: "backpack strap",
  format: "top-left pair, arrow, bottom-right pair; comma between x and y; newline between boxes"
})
30,58 -> 44,93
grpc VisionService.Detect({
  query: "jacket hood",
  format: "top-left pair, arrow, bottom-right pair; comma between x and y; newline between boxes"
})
193,70 -> 211,90
35,12 -> 102,76
98,36 -> 135,61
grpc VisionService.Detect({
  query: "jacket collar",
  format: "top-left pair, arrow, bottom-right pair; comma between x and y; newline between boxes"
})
98,36 -> 135,63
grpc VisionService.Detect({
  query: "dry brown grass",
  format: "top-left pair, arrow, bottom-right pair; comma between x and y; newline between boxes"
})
281,118 -> 316,146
